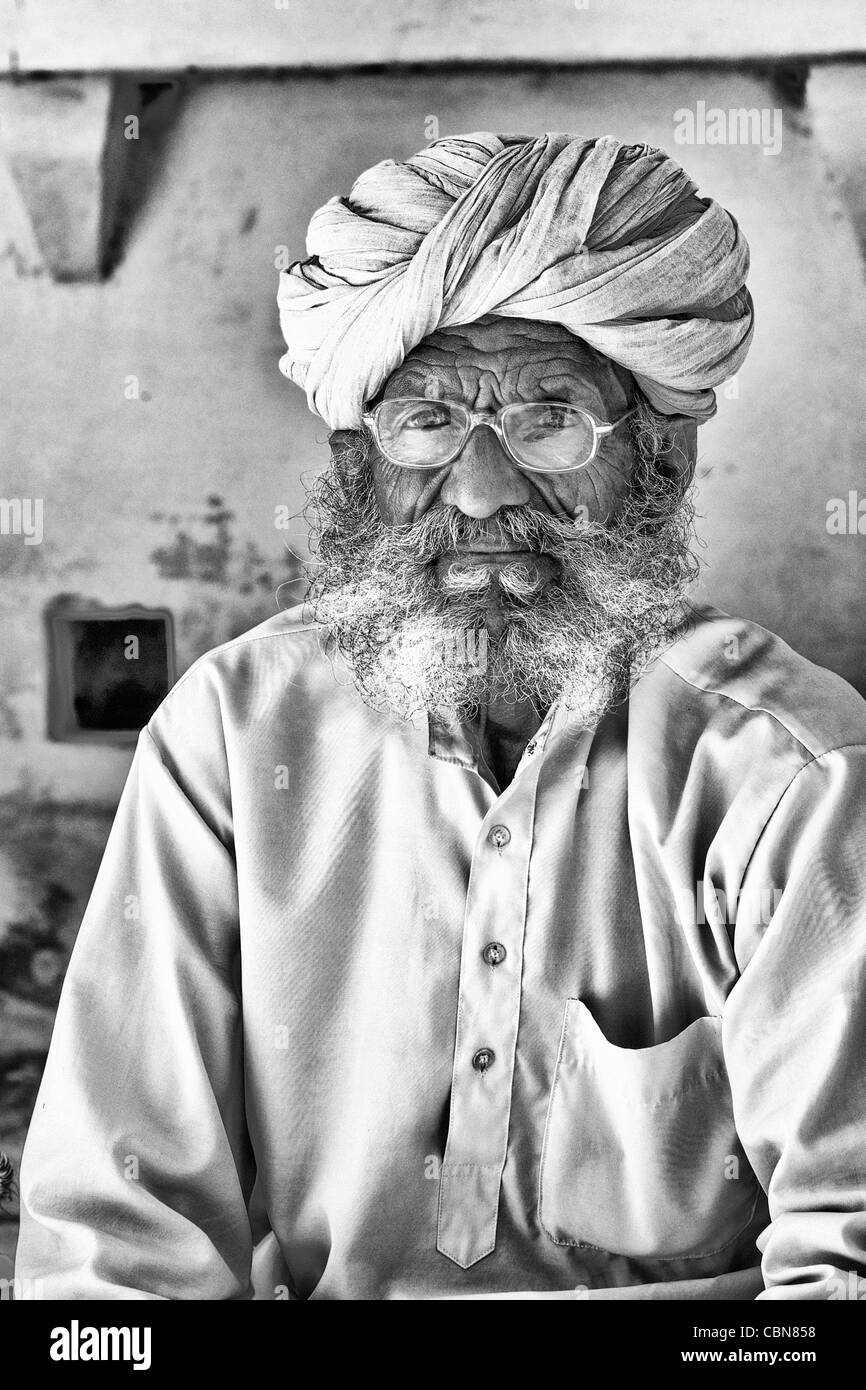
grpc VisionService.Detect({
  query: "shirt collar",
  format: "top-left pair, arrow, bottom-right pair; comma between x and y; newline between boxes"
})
421,697 -> 586,773
324,620 -> 593,769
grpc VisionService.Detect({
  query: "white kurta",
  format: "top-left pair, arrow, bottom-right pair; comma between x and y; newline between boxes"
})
16,603 -> 866,1300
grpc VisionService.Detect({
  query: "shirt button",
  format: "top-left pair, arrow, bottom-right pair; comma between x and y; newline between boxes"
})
488,824 -> 511,849
472,1047 -> 495,1073
482,941 -> 507,967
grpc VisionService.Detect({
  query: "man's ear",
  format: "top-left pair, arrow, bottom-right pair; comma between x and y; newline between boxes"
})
658,413 -> 698,485
328,428 -> 369,478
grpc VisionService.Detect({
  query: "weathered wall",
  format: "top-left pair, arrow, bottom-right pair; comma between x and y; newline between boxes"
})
1,66 -> 865,1264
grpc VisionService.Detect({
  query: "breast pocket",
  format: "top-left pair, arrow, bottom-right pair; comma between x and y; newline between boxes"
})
538,998 -> 760,1260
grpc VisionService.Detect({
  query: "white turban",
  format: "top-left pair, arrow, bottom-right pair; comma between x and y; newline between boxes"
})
277,132 -> 753,431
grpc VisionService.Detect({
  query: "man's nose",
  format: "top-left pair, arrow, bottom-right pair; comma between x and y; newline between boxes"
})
439,424 -> 532,518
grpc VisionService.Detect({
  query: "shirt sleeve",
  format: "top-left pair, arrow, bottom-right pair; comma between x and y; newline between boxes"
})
722,743 -> 866,1301
15,712 -> 256,1300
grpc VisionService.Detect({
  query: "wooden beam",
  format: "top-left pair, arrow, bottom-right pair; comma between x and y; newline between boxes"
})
0,0 -> 864,74
0,75 -> 140,280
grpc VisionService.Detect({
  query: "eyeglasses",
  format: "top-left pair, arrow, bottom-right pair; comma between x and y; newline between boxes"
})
361,397 -> 637,475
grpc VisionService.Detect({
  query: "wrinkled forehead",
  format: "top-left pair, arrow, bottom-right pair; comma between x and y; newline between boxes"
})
381,316 -> 634,413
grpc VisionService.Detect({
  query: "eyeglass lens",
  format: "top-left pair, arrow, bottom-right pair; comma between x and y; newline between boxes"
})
374,399 -> 597,472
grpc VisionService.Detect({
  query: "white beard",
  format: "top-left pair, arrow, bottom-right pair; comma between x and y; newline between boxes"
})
309,487 -> 698,726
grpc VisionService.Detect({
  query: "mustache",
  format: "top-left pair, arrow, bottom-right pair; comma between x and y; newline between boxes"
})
386,504 -> 594,565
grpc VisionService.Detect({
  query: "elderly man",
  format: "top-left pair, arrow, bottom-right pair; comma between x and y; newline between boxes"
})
17,134 -> 866,1301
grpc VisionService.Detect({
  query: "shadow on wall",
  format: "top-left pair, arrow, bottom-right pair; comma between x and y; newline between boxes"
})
148,492 -> 307,668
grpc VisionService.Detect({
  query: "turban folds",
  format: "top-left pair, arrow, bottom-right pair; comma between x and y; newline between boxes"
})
277,132 -> 753,430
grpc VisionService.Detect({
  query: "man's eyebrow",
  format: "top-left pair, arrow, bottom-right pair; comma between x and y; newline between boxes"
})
389,370 -> 448,398
535,373 -> 608,404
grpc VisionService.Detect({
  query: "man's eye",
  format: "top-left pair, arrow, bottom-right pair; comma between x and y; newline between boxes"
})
522,407 -> 573,439
536,406 -> 570,430
402,408 -> 451,430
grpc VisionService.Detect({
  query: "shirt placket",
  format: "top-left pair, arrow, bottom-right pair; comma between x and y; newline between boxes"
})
436,710 -> 555,1268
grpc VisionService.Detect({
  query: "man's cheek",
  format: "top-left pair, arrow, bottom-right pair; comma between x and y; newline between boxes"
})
563,455 -> 633,524
371,466 -> 419,523
372,461 -> 443,525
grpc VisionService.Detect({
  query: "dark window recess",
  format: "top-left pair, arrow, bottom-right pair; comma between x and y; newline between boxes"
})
46,602 -> 175,743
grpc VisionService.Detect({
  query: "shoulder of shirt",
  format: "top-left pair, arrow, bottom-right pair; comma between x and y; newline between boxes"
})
656,602 -> 866,761
147,603 -> 328,727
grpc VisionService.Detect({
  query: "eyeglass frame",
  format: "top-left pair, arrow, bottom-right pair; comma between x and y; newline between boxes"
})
361,397 -> 638,475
